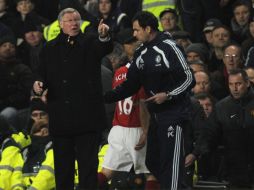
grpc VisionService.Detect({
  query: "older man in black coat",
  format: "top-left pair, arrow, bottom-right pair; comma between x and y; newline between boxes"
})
33,8 -> 113,190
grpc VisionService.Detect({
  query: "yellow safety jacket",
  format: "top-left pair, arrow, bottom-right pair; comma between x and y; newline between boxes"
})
43,20 -> 91,41
11,141 -> 55,190
142,0 -> 175,30
0,132 -> 31,190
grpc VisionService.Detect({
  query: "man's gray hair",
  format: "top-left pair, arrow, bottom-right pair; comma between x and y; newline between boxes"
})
58,8 -> 80,22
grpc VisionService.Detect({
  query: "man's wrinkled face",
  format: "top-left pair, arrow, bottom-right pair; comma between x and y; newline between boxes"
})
60,12 -> 81,36
193,72 -> 211,94
198,97 -> 213,117
228,73 -> 249,99
0,42 -> 15,59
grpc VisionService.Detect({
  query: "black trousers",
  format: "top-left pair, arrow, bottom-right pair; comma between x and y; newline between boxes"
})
53,132 -> 101,190
146,112 -> 188,190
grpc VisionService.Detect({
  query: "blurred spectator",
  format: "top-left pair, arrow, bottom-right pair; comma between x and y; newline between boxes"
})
159,8 -> 180,33
0,35 -> 33,123
171,30 -> 192,51
17,22 -> 45,72
192,71 -> 211,95
185,43 -> 209,63
97,0 -> 131,38
0,0 -> 16,32
241,14 -> 254,59
231,0 -> 252,43
194,92 -> 215,117
13,0 -> 49,42
208,25 -> 232,73
244,66 -> 254,86
202,18 -> 222,49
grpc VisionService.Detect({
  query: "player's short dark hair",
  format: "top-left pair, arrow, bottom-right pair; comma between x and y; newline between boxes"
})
132,11 -> 159,31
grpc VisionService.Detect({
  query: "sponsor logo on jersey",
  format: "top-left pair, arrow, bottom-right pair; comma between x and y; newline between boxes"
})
115,73 -> 127,82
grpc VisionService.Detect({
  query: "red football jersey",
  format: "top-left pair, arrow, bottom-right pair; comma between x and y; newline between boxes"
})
112,63 -> 146,128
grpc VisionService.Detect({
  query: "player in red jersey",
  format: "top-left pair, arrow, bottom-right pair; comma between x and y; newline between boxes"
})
98,28 -> 159,190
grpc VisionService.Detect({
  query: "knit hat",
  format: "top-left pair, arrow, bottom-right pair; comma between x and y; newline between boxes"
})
203,18 -> 222,32
23,22 -> 43,34
185,43 -> 209,62
0,35 -> 16,46
116,28 -> 136,44
30,98 -> 48,112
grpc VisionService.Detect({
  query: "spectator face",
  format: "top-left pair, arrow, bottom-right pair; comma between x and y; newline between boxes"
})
160,12 -> 177,32
24,31 -> 43,47
249,22 -> 254,37
223,45 -> 241,72
198,97 -> 213,117
245,67 -> 254,84
234,5 -> 250,26
31,110 -> 48,122
99,0 -> 112,16
16,0 -> 34,15
60,11 -> 81,36
187,52 -> 200,62
0,0 -> 7,12
0,42 -> 15,59
193,72 -> 210,94
123,41 -> 140,60
190,64 -> 205,72
133,21 -> 150,43
229,73 -> 249,99
175,38 -> 191,50
204,31 -> 213,44
212,27 -> 230,48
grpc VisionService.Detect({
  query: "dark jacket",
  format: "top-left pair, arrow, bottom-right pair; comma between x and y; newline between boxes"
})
36,31 -> 113,136
104,32 -> 195,121
0,58 -> 33,111
204,89 -> 254,187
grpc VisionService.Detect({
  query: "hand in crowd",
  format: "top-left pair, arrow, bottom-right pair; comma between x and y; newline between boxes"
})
33,81 -> 44,96
98,19 -> 110,38
185,153 -> 196,167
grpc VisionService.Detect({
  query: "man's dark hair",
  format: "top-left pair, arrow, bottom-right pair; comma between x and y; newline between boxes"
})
228,68 -> 249,82
194,92 -> 216,105
232,0 -> 251,12
132,11 -> 159,31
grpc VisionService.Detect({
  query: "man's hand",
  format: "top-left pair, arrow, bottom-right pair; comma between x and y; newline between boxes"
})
185,153 -> 196,167
33,81 -> 44,95
146,92 -> 168,104
98,19 -> 110,38
135,131 -> 147,150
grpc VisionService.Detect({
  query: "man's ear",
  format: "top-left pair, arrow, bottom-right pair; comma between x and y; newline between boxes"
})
41,128 -> 49,136
145,26 -> 151,34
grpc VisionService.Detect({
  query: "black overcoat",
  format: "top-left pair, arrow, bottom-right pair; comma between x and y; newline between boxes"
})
36,31 -> 113,136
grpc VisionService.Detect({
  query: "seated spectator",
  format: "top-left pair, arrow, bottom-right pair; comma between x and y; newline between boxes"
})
171,30 -> 192,51
230,0 -> 251,43
244,66 -> 254,87
185,43 -> 209,63
13,0 -> 49,43
0,35 -> 33,123
241,15 -> 254,59
97,0 -> 131,38
202,18 -> 222,49
17,22 -> 45,72
159,8 -> 181,34
208,25 -> 232,73
0,0 -> 16,32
